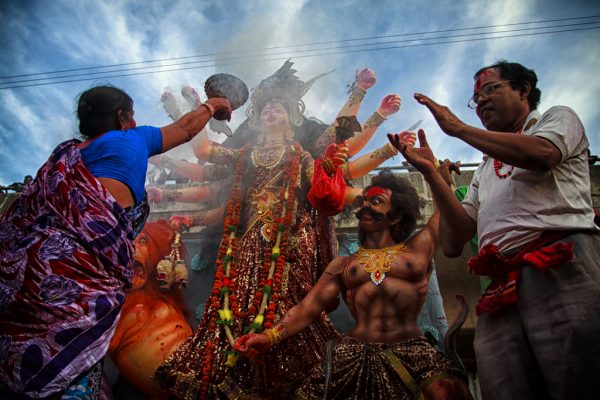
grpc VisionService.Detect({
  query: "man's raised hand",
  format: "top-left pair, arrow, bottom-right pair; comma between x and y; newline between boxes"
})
414,93 -> 467,137
388,129 -> 438,177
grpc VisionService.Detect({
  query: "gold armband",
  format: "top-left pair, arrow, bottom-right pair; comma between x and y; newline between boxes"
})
164,189 -> 183,203
322,158 -> 336,176
209,143 -> 217,163
369,143 -> 398,160
364,111 -> 386,129
209,143 -> 227,164
263,327 -> 283,346
316,125 -> 337,149
339,163 -> 350,180
347,84 -> 367,106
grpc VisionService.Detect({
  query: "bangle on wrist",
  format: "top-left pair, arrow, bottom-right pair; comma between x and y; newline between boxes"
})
322,157 -> 336,176
348,83 -> 367,97
263,327 -> 283,346
347,84 -> 366,105
364,111 -> 386,129
369,143 -> 398,160
200,102 -> 215,118
433,159 -> 440,171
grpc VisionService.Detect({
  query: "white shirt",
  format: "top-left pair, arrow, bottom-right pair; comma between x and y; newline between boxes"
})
462,106 -> 597,252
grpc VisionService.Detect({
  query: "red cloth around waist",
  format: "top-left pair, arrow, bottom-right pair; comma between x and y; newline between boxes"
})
468,231 -> 574,315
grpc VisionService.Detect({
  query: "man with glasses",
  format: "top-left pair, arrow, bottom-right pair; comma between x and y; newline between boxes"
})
389,60 -> 600,399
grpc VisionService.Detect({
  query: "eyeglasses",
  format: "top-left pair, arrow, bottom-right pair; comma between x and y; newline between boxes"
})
467,80 -> 513,109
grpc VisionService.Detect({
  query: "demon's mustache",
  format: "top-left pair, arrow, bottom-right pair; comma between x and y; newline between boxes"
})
355,206 -> 385,221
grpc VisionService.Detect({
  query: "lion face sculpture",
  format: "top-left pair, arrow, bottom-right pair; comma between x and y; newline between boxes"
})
109,220 -> 192,396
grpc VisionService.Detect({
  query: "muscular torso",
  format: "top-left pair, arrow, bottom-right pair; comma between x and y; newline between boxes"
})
340,246 -> 431,344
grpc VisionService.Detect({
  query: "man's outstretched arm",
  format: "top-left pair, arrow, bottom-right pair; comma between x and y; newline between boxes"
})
388,130 -> 476,257
414,93 -> 562,171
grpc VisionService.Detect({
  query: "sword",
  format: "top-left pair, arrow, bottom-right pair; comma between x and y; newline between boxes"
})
405,119 -> 423,132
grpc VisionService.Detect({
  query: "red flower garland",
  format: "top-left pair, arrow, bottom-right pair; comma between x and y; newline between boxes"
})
197,142 -> 302,399
246,143 -> 301,331
197,144 -> 249,399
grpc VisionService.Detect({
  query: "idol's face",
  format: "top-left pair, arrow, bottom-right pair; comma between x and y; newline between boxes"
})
260,102 -> 290,130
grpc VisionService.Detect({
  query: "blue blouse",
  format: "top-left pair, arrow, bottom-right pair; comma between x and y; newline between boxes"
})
80,125 -> 162,204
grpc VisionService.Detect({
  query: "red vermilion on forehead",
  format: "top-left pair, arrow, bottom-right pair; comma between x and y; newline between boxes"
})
365,186 -> 391,198
474,68 -> 498,92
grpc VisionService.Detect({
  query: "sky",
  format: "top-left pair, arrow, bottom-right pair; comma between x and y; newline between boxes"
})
0,0 -> 599,185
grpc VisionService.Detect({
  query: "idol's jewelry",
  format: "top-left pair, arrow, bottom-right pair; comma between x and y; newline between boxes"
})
263,327 -> 283,346
164,189 -> 183,203
370,143 -> 398,160
251,145 -> 287,169
347,84 -> 367,106
363,111 -> 386,129
355,243 -> 407,285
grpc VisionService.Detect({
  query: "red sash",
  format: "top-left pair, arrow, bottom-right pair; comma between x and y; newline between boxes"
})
468,231 -> 574,315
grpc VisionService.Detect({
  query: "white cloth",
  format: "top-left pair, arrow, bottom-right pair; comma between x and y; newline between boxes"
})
462,106 -> 597,252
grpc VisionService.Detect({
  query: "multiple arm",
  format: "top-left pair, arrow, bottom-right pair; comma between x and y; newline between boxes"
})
346,95 -> 401,157
147,184 -> 215,203
150,156 -> 206,182
336,68 -> 376,120
346,131 -> 415,179
169,206 -> 225,230
315,68 -> 401,157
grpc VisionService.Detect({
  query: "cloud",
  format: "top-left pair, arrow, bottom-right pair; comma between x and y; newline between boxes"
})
1,0 -> 599,183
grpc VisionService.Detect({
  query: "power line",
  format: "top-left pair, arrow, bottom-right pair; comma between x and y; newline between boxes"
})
1,25 -> 599,90
3,20 -> 599,86
1,15 -> 598,81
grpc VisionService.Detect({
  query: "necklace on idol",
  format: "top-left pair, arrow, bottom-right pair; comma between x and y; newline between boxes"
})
251,144 -> 287,169
355,242 -> 407,285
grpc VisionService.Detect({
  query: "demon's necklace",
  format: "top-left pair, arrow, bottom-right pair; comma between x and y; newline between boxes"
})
355,242 -> 407,285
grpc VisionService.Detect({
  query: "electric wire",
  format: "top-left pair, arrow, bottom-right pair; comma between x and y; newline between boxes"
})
3,21 -> 599,86
2,15 -> 598,80
1,17 -> 599,89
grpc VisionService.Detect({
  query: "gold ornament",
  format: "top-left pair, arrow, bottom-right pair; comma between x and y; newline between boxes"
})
355,243 -> 407,285
370,143 -> 398,160
156,232 -> 188,290
263,327 -> 283,346
251,144 -> 287,169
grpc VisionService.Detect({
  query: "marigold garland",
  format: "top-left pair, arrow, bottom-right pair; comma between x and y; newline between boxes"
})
197,142 -> 302,398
